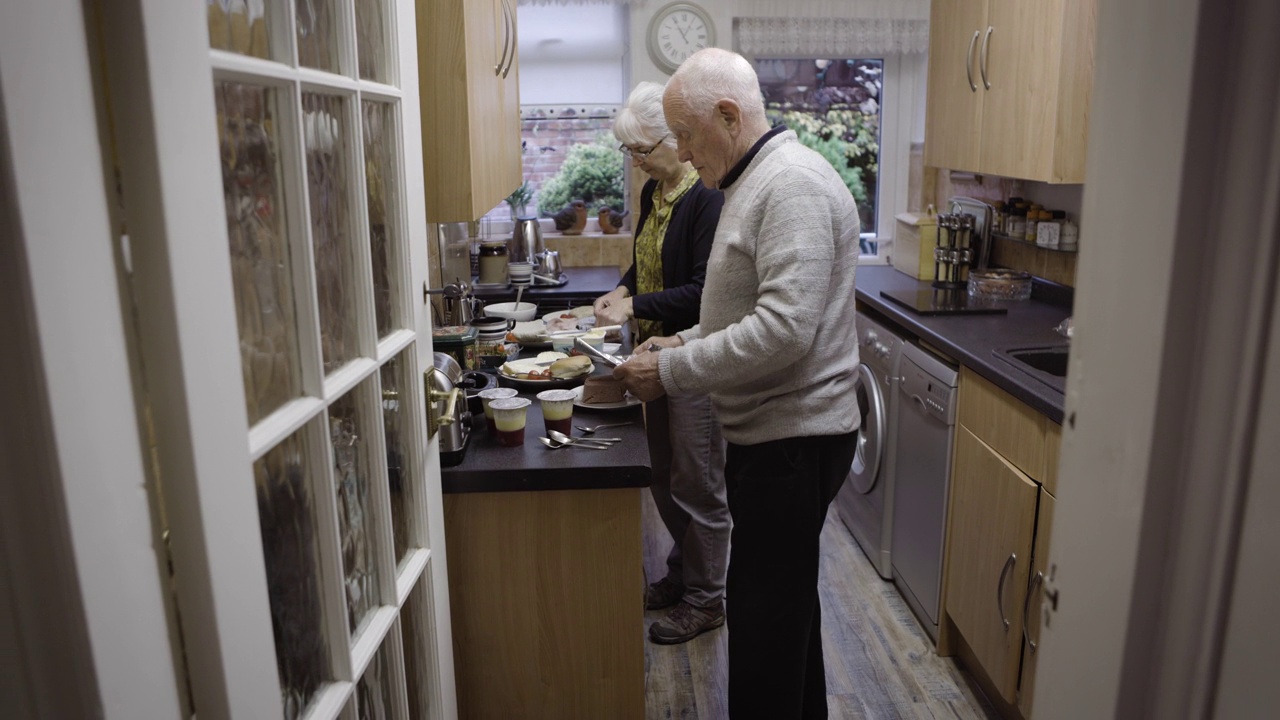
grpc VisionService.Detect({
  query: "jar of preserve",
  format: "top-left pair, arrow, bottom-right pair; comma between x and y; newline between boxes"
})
477,241 -> 509,285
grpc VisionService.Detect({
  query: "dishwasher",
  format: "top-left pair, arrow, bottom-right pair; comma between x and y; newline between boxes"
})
889,340 -> 959,644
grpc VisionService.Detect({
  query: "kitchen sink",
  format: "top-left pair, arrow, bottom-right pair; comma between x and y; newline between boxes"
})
992,344 -> 1070,392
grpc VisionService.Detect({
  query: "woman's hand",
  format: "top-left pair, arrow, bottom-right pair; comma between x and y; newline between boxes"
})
595,297 -> 633,327
593,287 -> 629,320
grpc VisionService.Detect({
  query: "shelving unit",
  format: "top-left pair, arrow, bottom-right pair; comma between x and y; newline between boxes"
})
991,231 -> 1078,254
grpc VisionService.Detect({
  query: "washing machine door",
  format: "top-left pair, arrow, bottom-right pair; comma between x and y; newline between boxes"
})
849,362 -> 886,494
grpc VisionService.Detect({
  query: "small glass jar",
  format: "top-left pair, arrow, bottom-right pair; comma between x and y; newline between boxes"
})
477,241 -> 509,285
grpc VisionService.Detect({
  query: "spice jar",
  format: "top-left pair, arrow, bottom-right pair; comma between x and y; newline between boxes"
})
477,241 -> 509,285
1026,210 -> 1040,244
1060,219 -> 1079,250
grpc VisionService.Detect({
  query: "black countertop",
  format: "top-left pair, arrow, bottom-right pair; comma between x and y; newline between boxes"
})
855,266 -> 1071,423
471,266 -> 622,306
440,365 -> 650,494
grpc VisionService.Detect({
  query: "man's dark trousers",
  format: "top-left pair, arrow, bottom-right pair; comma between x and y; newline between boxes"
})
724,431 -> 856,719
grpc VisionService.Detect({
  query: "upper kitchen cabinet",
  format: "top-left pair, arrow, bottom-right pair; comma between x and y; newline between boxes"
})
924,0 -> 1098,183
417,0 -> 523,222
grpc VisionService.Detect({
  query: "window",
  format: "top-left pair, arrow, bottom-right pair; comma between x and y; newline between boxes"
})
757,58 -> 883,254
751,53 -> 925,260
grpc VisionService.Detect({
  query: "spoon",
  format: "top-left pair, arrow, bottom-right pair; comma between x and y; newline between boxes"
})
575,421 -> 632,435
547,429 -> 618,447
539,436 -> 606,450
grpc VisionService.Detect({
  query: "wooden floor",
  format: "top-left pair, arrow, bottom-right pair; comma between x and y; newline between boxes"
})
641,490 -> 998,720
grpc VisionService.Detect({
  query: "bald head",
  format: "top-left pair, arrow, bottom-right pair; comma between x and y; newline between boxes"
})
662,49 -> 772,188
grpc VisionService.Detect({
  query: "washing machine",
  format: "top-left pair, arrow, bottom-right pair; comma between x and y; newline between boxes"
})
835,309 -> 904,580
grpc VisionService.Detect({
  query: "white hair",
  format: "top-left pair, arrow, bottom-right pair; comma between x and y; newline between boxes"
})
613,81 -> 676,149
668,48 -> 767,126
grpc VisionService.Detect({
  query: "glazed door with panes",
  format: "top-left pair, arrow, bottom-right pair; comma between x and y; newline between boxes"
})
125,0 -> 452,717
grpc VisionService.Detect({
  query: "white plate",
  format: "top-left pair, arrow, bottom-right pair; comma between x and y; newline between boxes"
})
571,384 -> 642,410
602,343 -> 622,355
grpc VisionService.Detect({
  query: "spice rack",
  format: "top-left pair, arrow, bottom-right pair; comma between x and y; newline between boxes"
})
991,231 -> 1078,254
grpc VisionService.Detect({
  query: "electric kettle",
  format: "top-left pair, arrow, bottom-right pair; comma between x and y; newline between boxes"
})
511,215 -> 545,269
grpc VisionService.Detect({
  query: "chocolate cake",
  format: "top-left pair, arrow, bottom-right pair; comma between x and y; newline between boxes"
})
582,375 -> 626,404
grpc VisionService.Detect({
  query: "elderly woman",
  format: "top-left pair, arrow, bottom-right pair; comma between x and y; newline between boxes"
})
593,81 -> 729,645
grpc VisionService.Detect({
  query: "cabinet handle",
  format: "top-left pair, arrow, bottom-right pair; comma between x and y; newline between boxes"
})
495,0 -> 511,76
501,0 -> 517,78
966,30 -> 980,92
996,552 -> 1016,631
1022,570 -> 1044,653
980,26 -> 993,90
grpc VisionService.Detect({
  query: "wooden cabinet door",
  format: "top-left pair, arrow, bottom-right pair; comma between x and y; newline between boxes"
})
1018,488 -> 1056,718
491,0 -> 524,212
418,0 -> 521,222
946,425 -> 1038,704
924,0 -> 988,172
979,0 -> 1061,180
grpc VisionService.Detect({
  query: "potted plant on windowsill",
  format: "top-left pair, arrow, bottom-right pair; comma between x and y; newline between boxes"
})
505,181 -> 533,222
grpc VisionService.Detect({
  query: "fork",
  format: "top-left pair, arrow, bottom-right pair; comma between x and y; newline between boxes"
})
575,421 -> 633,435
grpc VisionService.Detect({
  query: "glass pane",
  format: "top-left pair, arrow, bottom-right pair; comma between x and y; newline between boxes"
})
357,628 -> 402,719
329,385 -> 382,640
402,578 -> 436,718
295,0 -> 340,73
207,0 -> 270,59
361,101 -> 398,337
757,57 -> 884,254
380,352 -> 410,564
254,426 -> 332,720
355,0 -> 389,83
215,81 -> 304,425
303,92 -> 359,371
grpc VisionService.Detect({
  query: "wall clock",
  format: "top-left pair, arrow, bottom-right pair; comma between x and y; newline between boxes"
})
647,2 -> 716,75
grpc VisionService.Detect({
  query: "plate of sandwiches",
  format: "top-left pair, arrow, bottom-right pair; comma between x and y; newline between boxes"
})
497,353 -> 594,390
572,375 -> 641,410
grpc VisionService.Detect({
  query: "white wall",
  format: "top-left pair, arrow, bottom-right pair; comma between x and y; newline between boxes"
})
517,3 -> 629,104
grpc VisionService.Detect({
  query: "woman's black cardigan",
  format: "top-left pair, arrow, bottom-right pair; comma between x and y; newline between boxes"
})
616,177 -> 723,335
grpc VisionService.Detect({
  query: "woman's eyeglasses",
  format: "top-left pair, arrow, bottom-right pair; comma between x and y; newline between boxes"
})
619,134 -> 670,160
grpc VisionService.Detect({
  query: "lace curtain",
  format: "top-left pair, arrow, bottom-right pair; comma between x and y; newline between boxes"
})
739,17 -> 929,56
515,0 -> 931,55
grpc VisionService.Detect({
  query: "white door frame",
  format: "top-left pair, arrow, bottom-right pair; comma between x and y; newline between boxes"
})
1035,0 -> 1280,716
0,1 -> 184,717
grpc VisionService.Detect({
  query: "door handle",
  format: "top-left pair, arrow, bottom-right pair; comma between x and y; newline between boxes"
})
996,552 -> 1016,631
980,26 -> 993,90
1022,570 -> 1044,653
495,0 -> 511,75
966,30 -> 980,92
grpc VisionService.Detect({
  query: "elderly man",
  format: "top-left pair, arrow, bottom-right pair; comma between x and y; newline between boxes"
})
614,48 -> 861,718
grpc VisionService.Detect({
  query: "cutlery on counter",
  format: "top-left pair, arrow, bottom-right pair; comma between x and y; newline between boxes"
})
575,421 -> 632,435
547,430 -> 618,447
539,436 -> 607,450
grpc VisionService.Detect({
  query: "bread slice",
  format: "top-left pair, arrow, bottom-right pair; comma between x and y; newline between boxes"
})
549,355 -> 592,379
582,375 -> 626,404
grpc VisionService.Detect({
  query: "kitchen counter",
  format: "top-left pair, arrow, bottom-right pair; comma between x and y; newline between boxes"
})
470,265 -> 622,309
855,266 -> 1071,423
441,366 -> 649,493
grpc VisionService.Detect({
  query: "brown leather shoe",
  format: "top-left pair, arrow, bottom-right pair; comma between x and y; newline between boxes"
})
645,576 -> 685,611
648,600 -> 725,644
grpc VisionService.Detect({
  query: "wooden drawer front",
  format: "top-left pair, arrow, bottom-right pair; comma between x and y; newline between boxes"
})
958,366 -> 1048,481
947,425 -> 1039,704
1019,488 -> 1056,719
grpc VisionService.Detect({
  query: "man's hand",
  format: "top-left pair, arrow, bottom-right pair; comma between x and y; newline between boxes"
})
613,350 -> 667,402
631,334 -> 684,357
